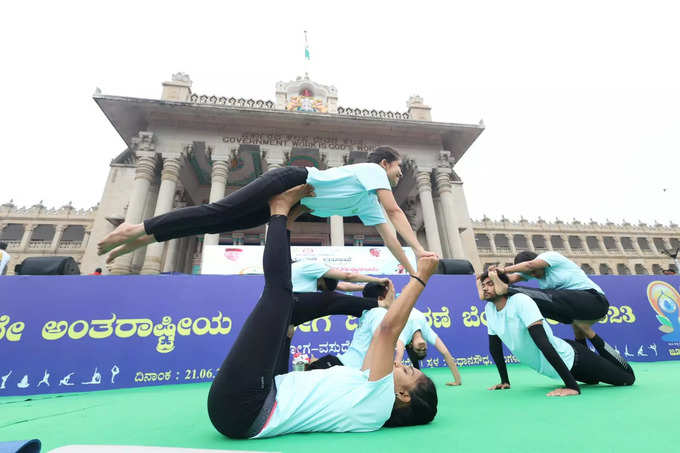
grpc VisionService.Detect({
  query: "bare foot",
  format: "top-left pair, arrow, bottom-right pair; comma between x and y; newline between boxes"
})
489,270 -> 508,295
287,203 -> 312,229
97,222 -> 146,256
269,184 -> 315,215
106,234 -> 156,263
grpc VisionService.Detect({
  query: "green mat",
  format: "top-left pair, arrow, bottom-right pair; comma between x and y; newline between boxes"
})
2,362 -> 678,453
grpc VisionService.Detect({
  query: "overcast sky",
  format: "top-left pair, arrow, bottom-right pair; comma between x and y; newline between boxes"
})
1,1 -> 678,225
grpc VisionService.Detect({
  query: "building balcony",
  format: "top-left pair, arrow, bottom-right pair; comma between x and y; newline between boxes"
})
495,246 -> 513,255
569,249 -> 590,256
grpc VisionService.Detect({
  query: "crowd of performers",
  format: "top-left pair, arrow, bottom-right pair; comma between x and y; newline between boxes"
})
98,147 -> 635,439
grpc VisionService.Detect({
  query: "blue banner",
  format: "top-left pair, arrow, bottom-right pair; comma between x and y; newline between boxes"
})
1,274 -> 679,396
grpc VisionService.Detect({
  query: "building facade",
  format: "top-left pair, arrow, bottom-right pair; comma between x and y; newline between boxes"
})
1,74 -> 678,275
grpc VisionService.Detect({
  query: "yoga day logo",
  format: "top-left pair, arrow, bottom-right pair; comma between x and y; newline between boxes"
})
647,281 -> 680,342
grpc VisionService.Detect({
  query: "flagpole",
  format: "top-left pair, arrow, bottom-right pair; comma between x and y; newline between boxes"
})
304,30 -> 310,77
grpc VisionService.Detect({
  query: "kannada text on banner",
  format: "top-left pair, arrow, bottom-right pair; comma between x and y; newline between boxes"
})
1,274 -> 679,396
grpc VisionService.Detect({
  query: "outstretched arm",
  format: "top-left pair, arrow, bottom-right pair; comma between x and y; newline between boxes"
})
336,282 -> 366,292
374,222 -> 418,276
434,337 -> 462,386
497,259 -> 549,277
527,321 -> 580,396
323,268 -> 389,285
362,257 -> 439,381
376,189 -> 437,261
394,340 -> 406,363
488,334 -> 510,390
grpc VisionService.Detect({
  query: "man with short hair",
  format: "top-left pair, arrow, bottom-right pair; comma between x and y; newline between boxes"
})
0,242 -> 11,276
479,270 -> 634,397
490,250 -> 610,343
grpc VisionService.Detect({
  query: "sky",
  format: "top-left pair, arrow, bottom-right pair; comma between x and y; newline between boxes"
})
1,1 -> 678,225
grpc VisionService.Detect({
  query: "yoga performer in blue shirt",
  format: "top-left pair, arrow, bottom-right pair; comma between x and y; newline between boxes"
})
479,270 -> 634,397
206,185 -> 438,438
97,147 -> 435,275
488,250 -> 610,344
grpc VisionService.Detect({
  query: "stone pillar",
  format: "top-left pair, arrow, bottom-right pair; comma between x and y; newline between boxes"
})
324,150 -> 346,247
434,164 -> 464,258
50,225 -> 66,252
141,155 -> 183,274
19,224 -> 35,251
415,169 -> 443,256
597,236 -> 609,255
433,196 -> 451,258
526,234 -> 536,252
631,236 -> 643,256
82,227 -> 92,250
508,234 -> 517,255
263,146 -> 286,172
110,134 -> 158,274
545,235 -> 554,251
562,235 -> 573,254
203,157 -> 231,249
489,233 -> 498,254
579,235 -> 591,254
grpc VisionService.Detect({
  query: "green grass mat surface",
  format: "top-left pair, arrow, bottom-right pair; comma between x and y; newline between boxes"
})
2,362 -> 678,453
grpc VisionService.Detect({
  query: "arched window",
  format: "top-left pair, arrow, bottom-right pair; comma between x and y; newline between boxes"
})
494,234 -> 511,253
587,236 -> 601,250
652,264 -> 663,275
581,263 -> 595,274
0,223 -> 24,241
653,238 -> 667,252
31,224 -> 55,241
475,234 -> 491,252
532,235 -> 547,251
550,235 -> 565,250
62,225 -> 85,241
637,238 -> 651,251
513,234 -> 528,251
634,264 -> 648,275
620,237 -> 635,251
569,236 -> 583,251
599,263 -> 613,275
603,237 -> 618,251
617,264 -> 631,275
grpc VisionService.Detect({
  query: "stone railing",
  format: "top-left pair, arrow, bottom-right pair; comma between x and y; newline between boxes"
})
473,217 -> 680,234
0,204 -> 97,219
58,241 -> 84,249
337,107 -> 410,119
189,94 -> 275,109
28,240 -> 52,249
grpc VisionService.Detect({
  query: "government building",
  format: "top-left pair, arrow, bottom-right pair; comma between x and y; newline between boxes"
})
1,74 -> 678,275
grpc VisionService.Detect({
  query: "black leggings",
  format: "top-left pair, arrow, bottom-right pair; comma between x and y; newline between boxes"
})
508,286 -> 609,324
207,216 -> 378,438
566,337 -> 635,386
145,166 -> 308,242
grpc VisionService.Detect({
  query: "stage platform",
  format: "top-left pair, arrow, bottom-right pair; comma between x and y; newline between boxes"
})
2,362 -> 677,453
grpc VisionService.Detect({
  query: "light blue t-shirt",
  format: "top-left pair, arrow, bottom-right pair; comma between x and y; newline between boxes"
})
301,163 -> 392,226
520,251 -> 604,294
254,367 -> 395,438
398,308 -> 439,346
292,260 -> 330,292
338,307 -> 388,369
485,293 -> 575,380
